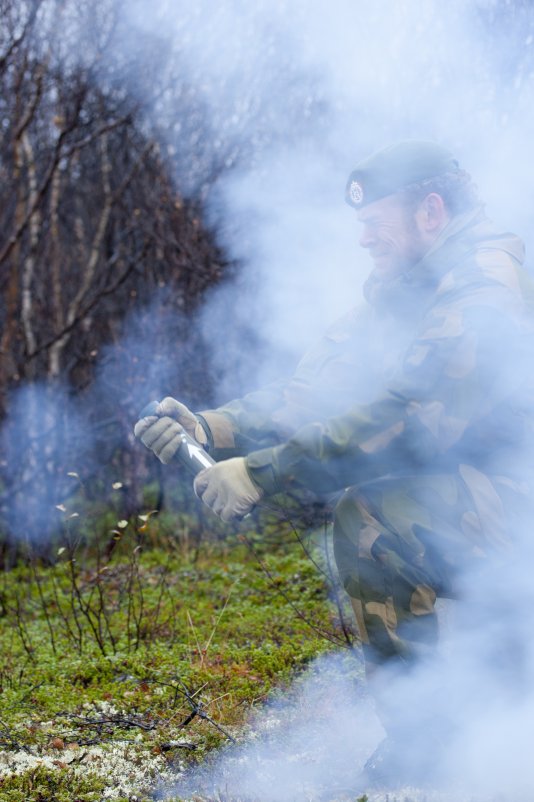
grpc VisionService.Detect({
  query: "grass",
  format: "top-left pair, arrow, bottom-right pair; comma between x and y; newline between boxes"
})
0,503 -> 361,801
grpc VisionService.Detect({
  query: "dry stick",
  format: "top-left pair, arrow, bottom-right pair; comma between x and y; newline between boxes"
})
268,501 -> 333,581
263,500 -> 357,649
82,581 -> 102,650
94,543 -> 118,653
322,523 -> 356,649
0,716 -> 31,753
147,677 -> 209,710
126,546 -> 144,652
63,551 -> 84,654
29,558 -> 57,656
125,561 -> 134,655
10,593 -> 35,659
49,564 -> 81,652
201,576 -> 241,667
92,574 -> 118,655
65,712 -> 158,732
177,681 -> 237,744
68,559 -> 108,656
57,688 -> 233,745
53,712 -> 158,747
95,569 -> 117,655
186,609 -> 203,660
133,553 -> 145,651
276,501 -> 357,648
146,560 -> 173,640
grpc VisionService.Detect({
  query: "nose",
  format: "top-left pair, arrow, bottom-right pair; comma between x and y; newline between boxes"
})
359,224 -> 375,250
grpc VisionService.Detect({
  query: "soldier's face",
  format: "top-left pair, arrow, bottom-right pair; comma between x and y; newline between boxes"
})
357,194 -> 429,281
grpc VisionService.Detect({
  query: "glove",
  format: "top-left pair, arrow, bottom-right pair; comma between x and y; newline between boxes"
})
133,396 -> 208,464
154,397 -> 208,445
194,457 -> 263,522
133,415 -> 185,464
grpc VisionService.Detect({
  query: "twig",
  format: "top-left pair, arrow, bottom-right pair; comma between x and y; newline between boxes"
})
201,577 -> 240,666
177,681 -> 237,744
322,524 -> 356,648
0,717 -> 32,753
260,500 -> 357,649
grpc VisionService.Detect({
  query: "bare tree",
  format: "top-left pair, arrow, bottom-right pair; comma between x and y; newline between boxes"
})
0,0 -> 229,554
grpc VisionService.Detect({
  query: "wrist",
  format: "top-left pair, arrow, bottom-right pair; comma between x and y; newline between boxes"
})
197,411 -> 236,450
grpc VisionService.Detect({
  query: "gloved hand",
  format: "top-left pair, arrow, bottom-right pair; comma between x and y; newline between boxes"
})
154,397 -> 208,445
134,396 -> 209,464
133,414 -> 185,464
194,457 -> 263,522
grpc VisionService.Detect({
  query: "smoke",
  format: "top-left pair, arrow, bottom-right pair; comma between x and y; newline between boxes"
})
0,293 -> 207,545
0,382 -> 96,547
112,0 -> 534,389
156,561 -> 534,802
158,651 -> 385,802
114,2 -> 534,800
4,0 -> 534,796
157,555 -> 534,802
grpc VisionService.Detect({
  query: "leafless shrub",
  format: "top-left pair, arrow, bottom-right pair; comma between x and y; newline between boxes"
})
0,0 -> 232,554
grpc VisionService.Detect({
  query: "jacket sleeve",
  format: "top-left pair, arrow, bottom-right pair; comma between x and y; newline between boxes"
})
197,379 -> 289,458
200,307 -> 375,460
246,279 -> 532,495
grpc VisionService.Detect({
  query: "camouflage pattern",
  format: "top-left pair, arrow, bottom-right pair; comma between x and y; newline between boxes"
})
203,205 -> 534,668
333,471 -> 532,675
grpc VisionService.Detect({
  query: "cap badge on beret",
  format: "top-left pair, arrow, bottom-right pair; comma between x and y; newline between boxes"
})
349,179 -> 364,205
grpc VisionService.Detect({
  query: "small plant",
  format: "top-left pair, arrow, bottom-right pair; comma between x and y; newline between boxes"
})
0,486 -> 347,801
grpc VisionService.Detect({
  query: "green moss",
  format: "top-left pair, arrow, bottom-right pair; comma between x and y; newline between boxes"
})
0,765 -> 107,801
0,516 -> 357,801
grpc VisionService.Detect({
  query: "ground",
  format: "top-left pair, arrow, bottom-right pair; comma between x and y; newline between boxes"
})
0,503 -> 357,801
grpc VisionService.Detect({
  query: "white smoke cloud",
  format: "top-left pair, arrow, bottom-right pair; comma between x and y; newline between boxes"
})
5,1 -> 534,796
105,2 -> 534,799
120,2 -> 534,800
158,651 -> 386,802
115,0 -> 534,387
0,382 -> 95,545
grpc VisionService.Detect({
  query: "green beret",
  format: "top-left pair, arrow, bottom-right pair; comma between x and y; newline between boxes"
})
345,140 -> 460,209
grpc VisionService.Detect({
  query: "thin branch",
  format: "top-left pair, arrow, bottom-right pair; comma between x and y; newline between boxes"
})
176,680 -> 237,744
13,60 -> 46,141
25,248 -> 140,360
0,0 -> 43,74
323,523 -> 356,648
0,116 -> 132,270
265,500 -> 356,649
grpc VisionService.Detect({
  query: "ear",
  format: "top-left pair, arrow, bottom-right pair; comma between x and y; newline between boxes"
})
418,192 -> 449,233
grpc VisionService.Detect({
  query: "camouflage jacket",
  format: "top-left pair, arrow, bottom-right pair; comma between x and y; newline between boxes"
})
201,207 -> 534,499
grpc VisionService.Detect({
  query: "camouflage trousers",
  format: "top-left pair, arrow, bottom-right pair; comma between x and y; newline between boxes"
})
332,468 -> 525,676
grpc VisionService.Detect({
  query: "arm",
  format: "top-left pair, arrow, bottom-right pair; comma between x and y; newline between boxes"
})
246,282 -> 532,496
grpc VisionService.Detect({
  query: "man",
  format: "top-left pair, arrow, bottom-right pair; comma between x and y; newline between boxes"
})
135,141 -> 534,785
